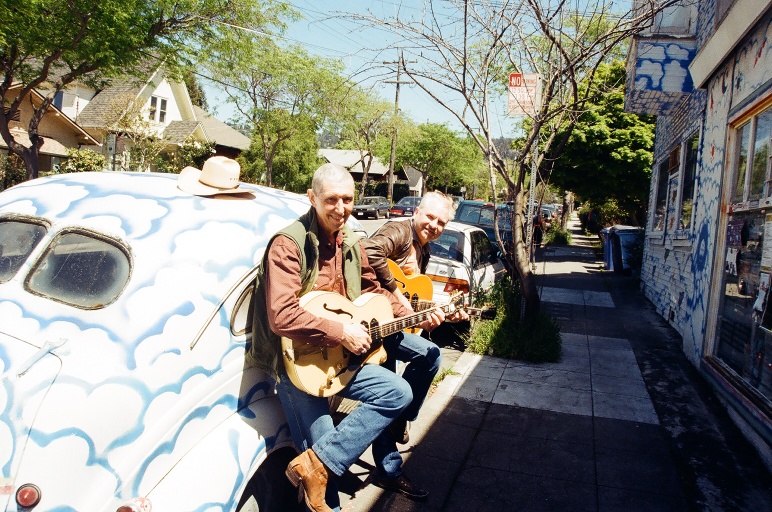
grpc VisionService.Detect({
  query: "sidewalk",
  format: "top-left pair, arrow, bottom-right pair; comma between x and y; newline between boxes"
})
340,214 -> 772,511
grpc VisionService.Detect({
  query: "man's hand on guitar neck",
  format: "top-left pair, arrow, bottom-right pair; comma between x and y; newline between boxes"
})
446,308 -> 470,323
342,323 -> 372,356
418,306 -> 445,332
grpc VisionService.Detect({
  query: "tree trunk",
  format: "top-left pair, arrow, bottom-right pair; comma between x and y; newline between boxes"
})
509,188 -> 540,319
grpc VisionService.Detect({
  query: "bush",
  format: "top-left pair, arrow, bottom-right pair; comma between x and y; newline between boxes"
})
59,148 -> 106,173
544,223 -> 571,245
465,276 -> 562,363
0,153 -> 26,190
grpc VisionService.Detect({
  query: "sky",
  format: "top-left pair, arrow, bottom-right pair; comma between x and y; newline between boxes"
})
202,1 -> 517,138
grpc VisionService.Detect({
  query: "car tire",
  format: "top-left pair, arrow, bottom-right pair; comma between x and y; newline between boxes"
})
236,447 -> 304,512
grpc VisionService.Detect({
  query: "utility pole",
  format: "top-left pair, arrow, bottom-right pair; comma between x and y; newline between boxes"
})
384,50 -> 414,203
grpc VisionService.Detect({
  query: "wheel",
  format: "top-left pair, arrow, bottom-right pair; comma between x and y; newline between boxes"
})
236,447 -> 304,512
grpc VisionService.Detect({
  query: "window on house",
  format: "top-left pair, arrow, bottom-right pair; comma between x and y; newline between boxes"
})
149,96 -> 157,121
159,98 -> 167,123
652,146 -> 679,231
731,107 -> 772,204
680,132 -> 699,231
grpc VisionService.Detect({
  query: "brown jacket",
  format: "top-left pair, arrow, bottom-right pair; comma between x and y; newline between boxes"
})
361,219 -> 430,292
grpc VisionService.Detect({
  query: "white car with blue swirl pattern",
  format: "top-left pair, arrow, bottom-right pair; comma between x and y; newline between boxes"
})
0,171 -> 338,511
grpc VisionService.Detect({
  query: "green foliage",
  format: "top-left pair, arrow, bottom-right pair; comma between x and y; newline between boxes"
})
239,114 -> 320,193
551,61 -> 655,223
578,199 -> 629,233
155,138 -> 216,174
466,276 -> 562,363
396,123 -> 484,195
0,154 -> 26,191
0,0 -> 293,179
59,149 -> 106,174
544,223 -> 572,245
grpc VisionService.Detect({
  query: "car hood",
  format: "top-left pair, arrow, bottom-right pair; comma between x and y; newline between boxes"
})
1,331 -> 62,511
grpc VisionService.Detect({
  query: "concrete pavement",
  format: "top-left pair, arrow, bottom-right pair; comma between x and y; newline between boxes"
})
338,214 -> 772,511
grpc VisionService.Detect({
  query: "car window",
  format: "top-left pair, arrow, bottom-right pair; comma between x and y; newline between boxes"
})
25,231 -> 131,309
0,219 -> 47,283
457,205 -> 481,224
478,207 -> 495,226
429,231 -> 464,262
471,231 -> 493,268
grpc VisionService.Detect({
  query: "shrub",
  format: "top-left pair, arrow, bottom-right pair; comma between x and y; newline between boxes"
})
59,148 -> 106,173
544,223 -> 572,245
465,276 -> 562,363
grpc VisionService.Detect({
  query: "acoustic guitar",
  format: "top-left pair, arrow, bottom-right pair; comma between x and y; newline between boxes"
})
387,258 -> 434,312
282,290 -> 464,397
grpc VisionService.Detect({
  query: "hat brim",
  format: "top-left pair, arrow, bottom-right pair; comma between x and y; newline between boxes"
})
177,166 -> 247,196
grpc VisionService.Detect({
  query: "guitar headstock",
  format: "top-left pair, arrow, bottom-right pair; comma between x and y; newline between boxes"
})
469,304 -> 497,320
446,291 -> 465,313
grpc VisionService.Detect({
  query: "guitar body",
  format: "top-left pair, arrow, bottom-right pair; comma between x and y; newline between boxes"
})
281,291 -> 392,397
387,259 -> 433,333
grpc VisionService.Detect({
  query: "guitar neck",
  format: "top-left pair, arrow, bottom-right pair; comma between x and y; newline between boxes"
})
373,299 -> 458,339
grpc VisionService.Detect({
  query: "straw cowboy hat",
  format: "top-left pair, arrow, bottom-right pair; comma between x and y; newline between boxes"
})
177,156 -> 246,196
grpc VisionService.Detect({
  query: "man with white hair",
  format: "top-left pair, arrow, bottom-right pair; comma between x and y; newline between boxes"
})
247,164 -> 443,511
361,191 -> 469,470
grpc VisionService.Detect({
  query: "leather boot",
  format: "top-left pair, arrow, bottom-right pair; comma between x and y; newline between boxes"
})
285,448 -> 333,512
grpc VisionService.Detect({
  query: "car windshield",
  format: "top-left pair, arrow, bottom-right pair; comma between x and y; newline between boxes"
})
429,230 -> 464,262
360,197 -> 379,205
25,231 -> 131,309
0,219 -> 47,283
397,197 -> 421,206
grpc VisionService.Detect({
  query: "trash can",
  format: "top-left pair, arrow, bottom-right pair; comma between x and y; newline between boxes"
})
609,225 -> 645,274
599,227 -> 613,270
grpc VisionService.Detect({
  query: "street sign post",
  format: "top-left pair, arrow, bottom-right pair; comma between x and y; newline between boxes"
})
507,73 -> 542,117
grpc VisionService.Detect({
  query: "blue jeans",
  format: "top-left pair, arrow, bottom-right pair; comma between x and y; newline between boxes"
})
376,330 -> 441,476
275,331 -> 440,509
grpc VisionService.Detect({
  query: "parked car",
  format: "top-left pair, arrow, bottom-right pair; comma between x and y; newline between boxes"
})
0,172 -> 363,511
424,221 -> 507,308
453,200 -> 514,254
389,196 -> 422,217
353,195 -> 390,219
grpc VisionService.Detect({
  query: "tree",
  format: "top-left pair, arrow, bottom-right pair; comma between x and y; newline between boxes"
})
239,113 -> 320,193
397,123 -> 483,196
0,0 -> 292,180
183,70 -> 209,110
216,42 -> 345,188
352,1 -> 670,317
551,61 -> 654,225
331,87 -> 396,198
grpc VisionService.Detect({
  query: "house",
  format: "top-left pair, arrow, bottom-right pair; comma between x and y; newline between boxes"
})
0,85 -> 99,173
625,0 -> 772,468
318,148 -> 408,183
59,66 -> 247,170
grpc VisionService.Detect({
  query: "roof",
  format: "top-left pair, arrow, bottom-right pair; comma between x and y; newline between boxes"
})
318,148 -> 407,180
163,120 -> 202,145
75,81 -> 143,129
0,128 -> 73,157
193,106 -> 250,151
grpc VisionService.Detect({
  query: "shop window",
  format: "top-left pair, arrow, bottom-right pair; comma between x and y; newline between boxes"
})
715,103 -> 772,402
731,108 -> 772,205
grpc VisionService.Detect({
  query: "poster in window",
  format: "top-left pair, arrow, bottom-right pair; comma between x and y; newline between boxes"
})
760,273 -> 772,332
726,247 -> 739,275
666,175 -> 680,232
762,214 -> 772,271
726,219 -> 744,247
